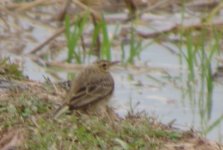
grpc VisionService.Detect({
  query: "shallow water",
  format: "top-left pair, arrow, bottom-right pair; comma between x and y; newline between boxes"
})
112,45 -> 223,142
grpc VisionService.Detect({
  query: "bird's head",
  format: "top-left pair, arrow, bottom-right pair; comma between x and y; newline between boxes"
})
94,60 -> 119,72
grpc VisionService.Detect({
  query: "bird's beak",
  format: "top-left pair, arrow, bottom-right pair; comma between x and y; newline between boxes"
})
110,61 -> 120,66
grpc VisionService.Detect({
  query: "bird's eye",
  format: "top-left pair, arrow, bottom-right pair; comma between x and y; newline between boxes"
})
102,64 -> 107,69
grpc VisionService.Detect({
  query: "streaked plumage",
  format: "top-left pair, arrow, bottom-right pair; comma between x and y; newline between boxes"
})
68,60 -> 116,110
53,60 -> 118,118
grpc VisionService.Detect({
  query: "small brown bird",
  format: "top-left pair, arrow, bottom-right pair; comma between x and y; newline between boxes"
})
54,60 -> 119,118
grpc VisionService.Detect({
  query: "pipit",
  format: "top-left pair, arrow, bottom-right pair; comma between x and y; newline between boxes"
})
53,60 -> 119,118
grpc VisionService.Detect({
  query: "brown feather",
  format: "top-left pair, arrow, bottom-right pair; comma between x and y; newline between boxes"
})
68,61 -> 115,111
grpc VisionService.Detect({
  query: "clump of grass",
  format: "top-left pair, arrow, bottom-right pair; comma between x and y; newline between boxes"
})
99,16 -> 112,60
0,58 -> 25,80
121,25 -> 143,64
178,27 -> 221,135
65,12 -> 146,64
65,14 -> 89,64
65,13 -> 112,63
91,16 -> 112,60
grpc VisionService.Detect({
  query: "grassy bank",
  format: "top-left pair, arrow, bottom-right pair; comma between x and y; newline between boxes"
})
0,60 -> 221,150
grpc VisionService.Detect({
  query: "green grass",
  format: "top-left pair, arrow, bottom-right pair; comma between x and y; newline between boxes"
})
175,5 -> 223,136
0,58 -> 25,80
90,16 -> 112,60
65,14 -> 89,64
121,24 -> 144,64
100,16 -> 112,60
177,27 -> 220,135
65,13 -> 113,62
64,13 -> 146,64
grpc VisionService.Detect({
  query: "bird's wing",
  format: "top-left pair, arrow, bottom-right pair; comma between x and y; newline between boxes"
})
69,77 -> 114,109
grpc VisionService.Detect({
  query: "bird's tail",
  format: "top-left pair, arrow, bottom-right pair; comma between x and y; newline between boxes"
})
53,105 -> 69,120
